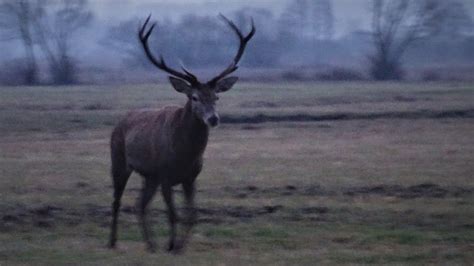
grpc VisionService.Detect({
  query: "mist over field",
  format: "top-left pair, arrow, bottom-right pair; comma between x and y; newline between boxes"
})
1,0 -> 474,84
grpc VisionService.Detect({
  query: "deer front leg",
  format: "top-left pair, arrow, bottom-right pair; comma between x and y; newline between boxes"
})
161,182 -> 178,253
178,180 -> 197,249
137,177 -> 160,252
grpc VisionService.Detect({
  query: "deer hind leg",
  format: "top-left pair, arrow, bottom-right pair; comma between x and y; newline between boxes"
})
108,150 -> 132,248
137,177 -> 160,252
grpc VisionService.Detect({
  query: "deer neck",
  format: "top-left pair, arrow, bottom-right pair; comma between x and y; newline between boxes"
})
177,100 -> 209,151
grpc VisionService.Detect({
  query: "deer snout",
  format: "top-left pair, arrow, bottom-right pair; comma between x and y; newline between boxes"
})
206,114 -> 220,128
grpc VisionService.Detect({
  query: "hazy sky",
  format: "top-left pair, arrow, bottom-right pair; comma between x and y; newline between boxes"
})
92,0 -> 474,36
93,0 -> 367,35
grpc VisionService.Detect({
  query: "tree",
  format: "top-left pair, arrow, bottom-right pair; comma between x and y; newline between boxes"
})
277,1 -> 302,52
102,17 -> 152,69
437,1 -> 473,38
278,0 -> 334,42
276,0 -> 310,66
0,0 -> 92,85
175,15 -> 223,67
232,8 -> 279,67
276,0 -> 335,66
0,0 -> 42,84
369,0 -> 450,80
103,15 -> 226,70
312,0 -> 334,40
35,0 -> 92,84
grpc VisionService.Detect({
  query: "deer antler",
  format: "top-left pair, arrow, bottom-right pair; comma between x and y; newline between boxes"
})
207,14 -> 256,86
138,15 -> 199,85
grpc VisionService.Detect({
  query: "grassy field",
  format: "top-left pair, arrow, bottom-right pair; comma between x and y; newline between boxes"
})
0,82 -> 473,265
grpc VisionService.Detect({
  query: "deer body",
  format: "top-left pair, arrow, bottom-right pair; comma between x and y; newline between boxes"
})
114,103 -> 208,180
110,102 -> 208,252
108,14 -> 255,253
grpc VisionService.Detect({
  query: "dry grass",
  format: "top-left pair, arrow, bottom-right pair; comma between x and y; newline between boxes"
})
0,82 -> 473,265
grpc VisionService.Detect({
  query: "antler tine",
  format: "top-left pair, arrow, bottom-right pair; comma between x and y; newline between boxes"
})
219,14 -> 243,39
138,15 -> 199,85
180,61 -> 199,82
208,14 -> 256,85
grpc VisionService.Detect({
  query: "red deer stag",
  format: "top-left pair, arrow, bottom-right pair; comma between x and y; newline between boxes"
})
108,15 -> 255,253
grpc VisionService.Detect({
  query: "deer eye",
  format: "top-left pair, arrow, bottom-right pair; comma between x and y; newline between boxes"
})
192,95 -> 199,101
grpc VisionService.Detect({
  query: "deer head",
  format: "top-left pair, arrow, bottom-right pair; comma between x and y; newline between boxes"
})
138,15 -> 255,128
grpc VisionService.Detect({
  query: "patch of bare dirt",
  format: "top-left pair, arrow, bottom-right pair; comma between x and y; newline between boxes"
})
239,101 -> 279,108
220,108 -> 474,124
0,183 -> 472,232
219,183 -> 473,199
343,183 -> 473,198
221,184 -> 331,199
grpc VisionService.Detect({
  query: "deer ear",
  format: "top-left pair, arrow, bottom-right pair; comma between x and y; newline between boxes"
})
215,76 -> 238,93
169,77 -> 192,94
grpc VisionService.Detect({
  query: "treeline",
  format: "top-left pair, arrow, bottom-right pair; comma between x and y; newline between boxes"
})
0,0 -> 92,85
1,0 -> 473,85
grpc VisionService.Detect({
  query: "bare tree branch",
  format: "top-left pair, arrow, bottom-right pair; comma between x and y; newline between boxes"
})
0,0 -> 41,84
33,0 -> 93,84
369,0 -> 452,80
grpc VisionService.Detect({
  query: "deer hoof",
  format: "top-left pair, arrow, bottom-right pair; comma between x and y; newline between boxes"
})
167,240 -> 185,254
107,240 -> 116,249
146,242 -> 157,253
166,240 -> 175,252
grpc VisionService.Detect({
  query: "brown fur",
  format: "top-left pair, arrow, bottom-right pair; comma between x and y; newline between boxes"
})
109,100 -> 208,252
